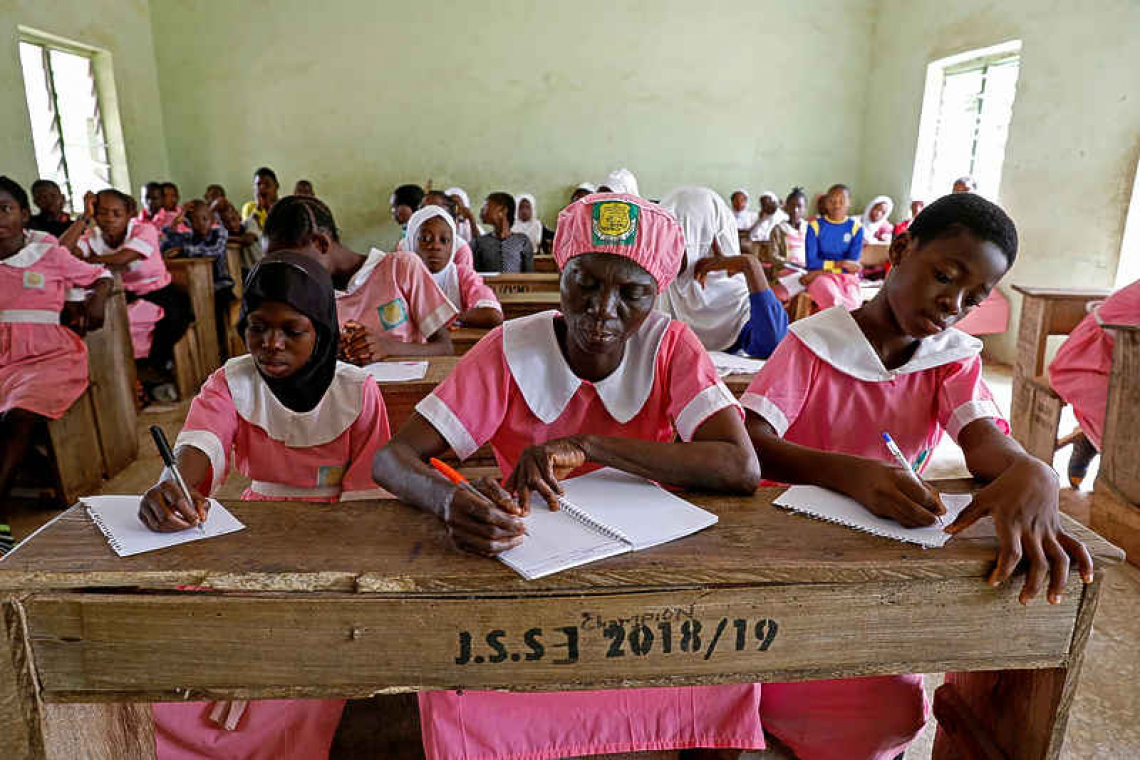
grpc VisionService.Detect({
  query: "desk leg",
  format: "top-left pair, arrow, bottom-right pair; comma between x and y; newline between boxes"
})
1,598 -> 155,760
932,575 -> 1103,760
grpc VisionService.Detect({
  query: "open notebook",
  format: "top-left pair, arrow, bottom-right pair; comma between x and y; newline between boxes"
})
364,361 -> 429,382
773,485 -> 973,548
82,495 -> 246,557
498,468 -> 718,580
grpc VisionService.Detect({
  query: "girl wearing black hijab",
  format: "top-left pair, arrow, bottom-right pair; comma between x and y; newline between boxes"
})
138,250 -> 391,759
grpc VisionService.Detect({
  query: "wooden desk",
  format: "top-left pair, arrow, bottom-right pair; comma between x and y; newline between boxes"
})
500,291 -> 561,320
450,327 -> 489,355
1092,323 -> 1140,562
482,272 -> 560,295
534,255 -> 557,273
0,486 -> 1122,759
860,241 -> 891,267
1008,286 -> 1112,458
375,356 -> 460,434
83,281 -> 138,478
165,258 -> 221,378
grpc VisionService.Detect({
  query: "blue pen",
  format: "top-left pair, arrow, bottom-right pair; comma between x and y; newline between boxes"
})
882,432 -> 942,526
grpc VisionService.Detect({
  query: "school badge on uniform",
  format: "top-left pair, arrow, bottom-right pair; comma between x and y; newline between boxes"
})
592,201 -> 639,246
22,271 -> 45,289
316,465 -> 345,487
377,298 -> 408,330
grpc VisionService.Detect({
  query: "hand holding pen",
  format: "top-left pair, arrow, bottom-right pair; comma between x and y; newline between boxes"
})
138,425 -> 211,533
882,432 -> 946,527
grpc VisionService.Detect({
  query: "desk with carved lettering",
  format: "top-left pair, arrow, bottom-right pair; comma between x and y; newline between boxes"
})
0,482 -> 1123,759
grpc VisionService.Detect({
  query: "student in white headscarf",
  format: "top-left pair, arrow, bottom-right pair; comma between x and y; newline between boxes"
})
859,195 -> 895,242
445,186 -> 482,243
598,168 -> 639,197
405,206 -> 503,328
658,186 -> 788,357
730,189 -> 757,231
748,190 -> 787,242
570,182 -> 595,204
511,193 -> 546,254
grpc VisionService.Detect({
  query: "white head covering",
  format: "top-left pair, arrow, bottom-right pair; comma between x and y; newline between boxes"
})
751,190 -> 787,241
656,186 -> 751,352
444,186 -> 479,242
576,182 -> 596,194
444,187 -> 471,209
860,195 -> 895,231
405,206 -> 461,309
511,192 -> 543,253
599,168 -> 639,197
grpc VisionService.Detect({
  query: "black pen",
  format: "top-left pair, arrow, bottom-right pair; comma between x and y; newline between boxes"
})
149,425 -> 205,532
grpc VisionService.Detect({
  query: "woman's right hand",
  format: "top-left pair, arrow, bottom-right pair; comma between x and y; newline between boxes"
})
442,477 -> 527,556
841,460 -> 946,528
138,481 -> 211,532
83,191 -> 97,219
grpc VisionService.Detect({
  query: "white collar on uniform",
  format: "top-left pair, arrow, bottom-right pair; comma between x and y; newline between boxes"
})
790,306 -> 982,382
502,309 -> 671,425
223,354 -> 369,446
2,230 -> 55,268
85,219 -> 144,256
339,248 -> 387,297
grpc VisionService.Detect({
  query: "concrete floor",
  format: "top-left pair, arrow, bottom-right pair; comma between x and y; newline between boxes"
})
6,363 -> 1137,758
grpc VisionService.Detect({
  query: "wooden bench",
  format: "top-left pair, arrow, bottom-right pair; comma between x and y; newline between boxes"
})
499,291 -> 561,321
0,483 -> 1123,759
166,258 -> 221,382
1008,286 -> 1113,464
534,254 -> 557,273
83,280 -> 138,477
43,389 -> 103,506
1091,323 -> 1140,564
449,327 -> 489,355
482,272 -> 560,295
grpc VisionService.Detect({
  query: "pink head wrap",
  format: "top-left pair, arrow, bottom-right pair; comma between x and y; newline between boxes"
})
553,193 -> 685,291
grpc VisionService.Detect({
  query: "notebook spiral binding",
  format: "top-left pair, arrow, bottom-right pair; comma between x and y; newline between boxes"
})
86,506 -> 125,554
556,497 -> 630,544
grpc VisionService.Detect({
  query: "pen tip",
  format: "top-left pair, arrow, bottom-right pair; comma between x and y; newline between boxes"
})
881,432 -> 890,442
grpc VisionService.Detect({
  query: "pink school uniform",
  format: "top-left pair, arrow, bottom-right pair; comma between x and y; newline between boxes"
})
153,355 -> 392,759
414,309 -> 764,759
0,230 -> 111,419
741,306 -> 1008,760
335,248 -> 456,340
1048,279 -> 1140,450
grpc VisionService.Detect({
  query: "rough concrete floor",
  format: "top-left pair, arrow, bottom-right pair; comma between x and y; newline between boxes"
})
6,363 -> 1137,758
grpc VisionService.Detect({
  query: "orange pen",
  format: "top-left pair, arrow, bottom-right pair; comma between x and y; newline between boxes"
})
429,458 -> 527,522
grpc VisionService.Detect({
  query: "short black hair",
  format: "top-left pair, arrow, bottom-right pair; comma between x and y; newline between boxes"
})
421,190 -> 457,217
908,192 -> 1018,266
254,167 -> 279,185
206,183 -> 226,195
787,186 -> 806,202
487,191 -> 516,226
143,181 -> 162,194
31,178 -> 59,194
827,183 -> 850,195
95,188 -> 133,212
160,181 -> 178,192
264,194 -> 341,248
392,184 -> 425,210
0,176 -> 30,211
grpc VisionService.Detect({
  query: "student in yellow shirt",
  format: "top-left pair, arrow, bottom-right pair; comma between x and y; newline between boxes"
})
240,167 -> 279,227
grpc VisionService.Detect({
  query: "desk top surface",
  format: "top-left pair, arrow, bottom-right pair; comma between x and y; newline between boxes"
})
1011,285 -> 1114,299
0,483 -> 1121,595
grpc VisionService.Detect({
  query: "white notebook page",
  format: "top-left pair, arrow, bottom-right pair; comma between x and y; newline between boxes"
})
82,495 -> 246,557
497,502 -> 628,580
773,485 -> 972,548
364,361 -> 429,382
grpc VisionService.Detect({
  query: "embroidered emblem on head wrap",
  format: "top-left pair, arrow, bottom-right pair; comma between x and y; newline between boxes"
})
592,201 -> 639,246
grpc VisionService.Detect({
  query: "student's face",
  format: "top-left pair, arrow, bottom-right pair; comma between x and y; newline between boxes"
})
560,253 -> 657,358
824,189 -> 849,218
204,186 -> 224,205
910,200 -> 925,218
760,196 -> 779,216
162,187 -> 179,210
219,203 -> 242,233
869,202 -> 887,223
294,181 -> 313,196
244,301 -> 317,379
256,176 -> 279,204
479,200 -> 496,225
518,199 -> 533,223
188,205 -> 213,236
952,181 -> 972,194
0,191 -> 29,244
414,216 -> 454,273
886,230 -> 1008,338
785,195 -> 806,225
447,193 -> 467,210
95,194 -> 130,240
731,193 -> 747,212
571,189 -> 590,203
144,186 -> 162,214
33,184 -> 64,217
390,195 -> 413,225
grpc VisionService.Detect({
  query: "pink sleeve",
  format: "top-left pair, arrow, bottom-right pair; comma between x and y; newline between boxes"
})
415,329 -> 510,460
1096,279 -> 1140,326
53,245 -> 111,289
457,266 -> 501,312
739,335 -> 816,437
663,323 -> 742,441
125,223 -> 160,259
340,378 -> 393,500
394,252 -> 458,337
936,356 -> 1009,442
454,242 -> 474,271
173,368 -> 239,494
77,232 -> 93,258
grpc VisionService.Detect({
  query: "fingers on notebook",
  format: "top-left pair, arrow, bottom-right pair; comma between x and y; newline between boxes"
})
138,482 -> 199,533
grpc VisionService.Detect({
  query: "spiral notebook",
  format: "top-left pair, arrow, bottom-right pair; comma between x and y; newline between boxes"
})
498,468 -> 718,580
773,485 -> 973,548
82,495 -> 246,557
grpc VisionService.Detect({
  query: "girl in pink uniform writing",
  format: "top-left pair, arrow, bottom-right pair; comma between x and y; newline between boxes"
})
138,251 -> 391,759
373,193 -> 764,759
741,192 -> 1094,760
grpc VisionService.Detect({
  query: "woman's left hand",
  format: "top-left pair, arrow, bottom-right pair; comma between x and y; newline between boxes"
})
945,456 -> 1094,605
506,437 -> 588,510
341,322 -> 397,365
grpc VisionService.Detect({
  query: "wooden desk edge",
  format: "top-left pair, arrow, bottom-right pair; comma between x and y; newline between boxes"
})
1010,285 -> 1114,299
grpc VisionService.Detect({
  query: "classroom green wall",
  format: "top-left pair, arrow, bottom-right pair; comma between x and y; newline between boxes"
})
859,0 -> 1140,363
148,0 -> 879,251
0,0 -> 169,194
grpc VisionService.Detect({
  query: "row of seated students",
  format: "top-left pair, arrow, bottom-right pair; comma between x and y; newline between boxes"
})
2,171 -> 1129,759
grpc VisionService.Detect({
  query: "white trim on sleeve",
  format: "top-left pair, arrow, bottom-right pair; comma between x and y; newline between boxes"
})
947,399 -> 1004,442
415,393 -> 480,461
674,381 -> 740,442
420,301 -> 459,338
473,298 -> 502,311
740,391 -> 790,437
174,430 -> 227,495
